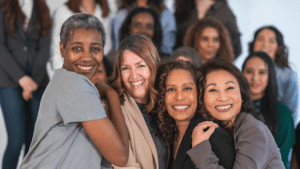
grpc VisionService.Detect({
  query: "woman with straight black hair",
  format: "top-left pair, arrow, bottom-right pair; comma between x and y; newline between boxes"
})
0,0 -> 51,168
242,51 -> 295,168
249,26 -> 299,124
119,7 -> 162,52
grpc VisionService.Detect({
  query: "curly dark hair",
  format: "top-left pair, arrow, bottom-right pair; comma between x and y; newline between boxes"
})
152,60 -> 202,148
198,59 -> 254,132
183,17 -> 234,63
248,26 -> 289,68
119,7 -> 162,52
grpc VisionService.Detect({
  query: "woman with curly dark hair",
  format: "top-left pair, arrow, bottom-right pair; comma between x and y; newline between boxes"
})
174,0 -> 241,59
0,0 -> 51,168
119,7 -> 162,52
153,60 -> 234,169
111,0 -> 176,55
249,26 -> 299,124
188,59 -> 284,168
108,34 -> 167,169
183,17 -> 234,63
242,52 -> 295,168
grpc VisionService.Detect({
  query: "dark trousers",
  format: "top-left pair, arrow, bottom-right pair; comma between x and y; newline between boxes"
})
0,86 -> 45,169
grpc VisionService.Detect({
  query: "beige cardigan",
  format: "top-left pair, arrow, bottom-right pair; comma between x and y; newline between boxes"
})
113,94 -> 159,169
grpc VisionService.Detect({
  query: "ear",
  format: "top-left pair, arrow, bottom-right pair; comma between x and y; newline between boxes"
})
59,42 -> 64,58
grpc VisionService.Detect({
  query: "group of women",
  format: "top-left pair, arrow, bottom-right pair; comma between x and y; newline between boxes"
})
0,0 -> 299,169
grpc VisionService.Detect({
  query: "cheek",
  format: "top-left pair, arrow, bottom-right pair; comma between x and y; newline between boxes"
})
253,41 -> 261,51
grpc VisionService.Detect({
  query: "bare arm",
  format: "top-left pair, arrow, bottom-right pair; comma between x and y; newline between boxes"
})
82,82 -> 129,167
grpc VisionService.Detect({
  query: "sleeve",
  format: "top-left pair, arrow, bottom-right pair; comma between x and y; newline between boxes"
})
30,30 -> 51,85
284,69 -> 299,122
188,119 -> 284,169
56,75 -> 106,125
276,103 -> 295,168
111,10 -> 127,50
47,8 -> 66,79
0,11 -> 26,83
160,9 -> 176,55
187,127 -> 235,169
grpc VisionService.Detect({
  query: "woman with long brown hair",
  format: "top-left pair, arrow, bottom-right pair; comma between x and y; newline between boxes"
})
174,0 -> 241,59
183,17 -> 234,63
47,0 -> 113,78
0,0 -> 51,168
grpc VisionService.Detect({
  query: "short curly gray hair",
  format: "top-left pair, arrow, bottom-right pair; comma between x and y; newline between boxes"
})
60,13 -> 106,48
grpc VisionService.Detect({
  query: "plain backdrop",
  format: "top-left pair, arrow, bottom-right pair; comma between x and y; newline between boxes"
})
0,0 -> 299,168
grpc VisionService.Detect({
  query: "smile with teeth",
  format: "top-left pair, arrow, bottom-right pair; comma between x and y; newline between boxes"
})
77,65 -> 93,70
215,105 -> 232,110
173,105 -> 190,111
131,80 -> 144,87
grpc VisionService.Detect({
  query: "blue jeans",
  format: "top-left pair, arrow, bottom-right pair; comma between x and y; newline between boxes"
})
0,86 -> 45,169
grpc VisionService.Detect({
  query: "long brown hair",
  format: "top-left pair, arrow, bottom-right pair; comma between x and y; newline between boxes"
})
108,34 -> 160,112
0,0 -> 51,35
183,17 -> 234,63
117,0 -> 165,15
66,0 -> 110,18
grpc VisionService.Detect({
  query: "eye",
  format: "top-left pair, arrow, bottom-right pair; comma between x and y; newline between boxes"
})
259,71 -> 266,75
183,87 -> 192,91
97,70 -> 103,73
72,46 -> 82,52
245,70 -> 252,74
201,37 -> 208,41
269,39 -> 276,43
213,37 -> 219,42
146,24 -> 154,30
208,89 -> 217,92
91,47 -> 101,53
167,88 -> 175,92
138,64 -> 146,68
133,23 -> 141,28
227,86 -> 234,90
121,66 -> 129,71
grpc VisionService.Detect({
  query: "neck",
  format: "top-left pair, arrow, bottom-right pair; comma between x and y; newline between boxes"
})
195,0 -> 215,19
250,92 -> 265,101
81,0 -> 97,15
136,0 -> 148,7
175,120 -> 190,140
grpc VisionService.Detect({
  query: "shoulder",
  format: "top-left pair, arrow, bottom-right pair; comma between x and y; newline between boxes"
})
161,8 -> 175,20
277,102 -> 291,114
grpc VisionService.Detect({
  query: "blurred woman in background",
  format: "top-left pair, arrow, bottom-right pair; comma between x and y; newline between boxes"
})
249,26 -> 299,125
183,17 -> 234,63
170,47 -> 202,66
174,0 -> 241,59
111,0 -> 176,55
0,0 -> 51,168
242,52 -> 295,168
47,0 -> 113,78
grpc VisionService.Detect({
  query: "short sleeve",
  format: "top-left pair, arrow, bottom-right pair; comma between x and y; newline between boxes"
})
56,75 -> 106,125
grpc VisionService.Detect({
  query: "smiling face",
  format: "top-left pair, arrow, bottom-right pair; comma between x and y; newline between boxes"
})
165,69 -> 198,123
243,57 -> 268,100
121,50 -> 151,104
129,12 -> 155,40
197,27 -> 220,63
204,70 -> 242,126
253,28 -> 278,60
60,28 -> 103,79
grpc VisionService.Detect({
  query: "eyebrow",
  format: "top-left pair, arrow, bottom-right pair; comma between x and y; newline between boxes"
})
70,42 -> 103,46
206,81 -> 237,89
121,61 -> 145,67
166,82 -> 195,87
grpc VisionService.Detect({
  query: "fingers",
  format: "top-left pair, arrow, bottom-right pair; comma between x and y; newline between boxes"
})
19,76 -> 38,92
191,121 -> 219,147
22,90 -> 33,101
194,121 -> 219,131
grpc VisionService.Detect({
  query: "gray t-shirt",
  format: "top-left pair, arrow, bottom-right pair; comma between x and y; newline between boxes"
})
20,68 -> 110,169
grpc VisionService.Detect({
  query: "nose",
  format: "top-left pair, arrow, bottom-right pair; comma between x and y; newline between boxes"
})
252,72 -> 259,82
208,39 -> 214,47
175,90 -> 184,101
130,68 -> 138,79
81,50 -> 93,61
217,90 -> 228,101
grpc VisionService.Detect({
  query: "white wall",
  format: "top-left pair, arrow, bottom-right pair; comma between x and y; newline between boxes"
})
1,0 -> 299,168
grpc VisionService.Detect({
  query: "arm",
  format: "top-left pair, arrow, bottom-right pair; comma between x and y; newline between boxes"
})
160,9 -> 176,55
284,70 -> 299,122
83,82 -> 129,167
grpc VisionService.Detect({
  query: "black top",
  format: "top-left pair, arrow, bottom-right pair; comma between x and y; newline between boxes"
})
168,114 -> 235,169
136,101 -> 168,169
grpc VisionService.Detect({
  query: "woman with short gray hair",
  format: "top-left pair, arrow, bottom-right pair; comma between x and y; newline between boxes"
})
19,13 -> 129,169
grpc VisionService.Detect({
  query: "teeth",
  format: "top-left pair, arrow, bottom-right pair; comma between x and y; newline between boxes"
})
78,65 -> 93,70
216,105 -> 231,110
131,81 -> 144,86
173,106 -> 189,110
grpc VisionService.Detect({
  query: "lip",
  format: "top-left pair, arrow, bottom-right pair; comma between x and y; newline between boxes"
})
76,64 -> 95,73
173,104 -> 190,112
215,104 -> 232,112
130,80 -> 145,88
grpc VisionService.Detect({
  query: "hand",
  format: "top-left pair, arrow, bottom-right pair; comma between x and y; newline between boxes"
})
19,76 -> 38,92
192,121 -> 219,147
22,89 -> 33,101
95,82 -> 117,99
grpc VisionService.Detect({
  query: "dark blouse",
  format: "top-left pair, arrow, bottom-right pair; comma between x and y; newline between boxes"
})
136,101 -> 168,169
